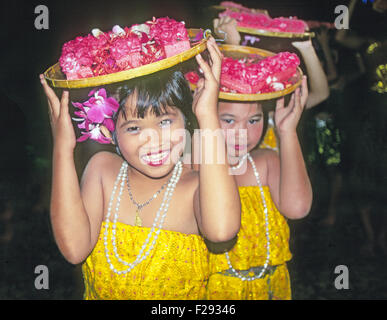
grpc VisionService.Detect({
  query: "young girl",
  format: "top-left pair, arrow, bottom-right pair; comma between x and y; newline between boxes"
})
205,75 -> 312,300
213,15 -> 330,152
39,37 -> 241,300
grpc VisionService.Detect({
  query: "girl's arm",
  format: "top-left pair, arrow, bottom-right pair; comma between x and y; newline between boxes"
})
291,39 -> 330,109
40,75 -> 103,264
192,38 -> 241,242
267,76 -> 313,219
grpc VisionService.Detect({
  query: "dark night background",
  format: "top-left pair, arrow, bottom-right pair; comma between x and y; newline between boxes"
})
0,0 -> 386,299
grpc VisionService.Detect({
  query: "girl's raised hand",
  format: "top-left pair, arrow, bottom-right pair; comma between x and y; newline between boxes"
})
274,75 -> 308,136
192,37 -> 222,120
213,16 -> 241,45
40,74 -> 76,152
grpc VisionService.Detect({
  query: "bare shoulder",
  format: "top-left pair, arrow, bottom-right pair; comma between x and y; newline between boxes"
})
250,148 -> 279,165
87,150 -> 121,167
81,151 -> 123,182
249,149 -> 280,185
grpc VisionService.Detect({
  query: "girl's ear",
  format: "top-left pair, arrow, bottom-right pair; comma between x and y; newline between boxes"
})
100,125 -> 115,145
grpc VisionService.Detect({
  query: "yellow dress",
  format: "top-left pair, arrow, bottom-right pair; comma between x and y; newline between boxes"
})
206,186 -> 292,300
260,117 -> 278,151
82,221 -> 209,300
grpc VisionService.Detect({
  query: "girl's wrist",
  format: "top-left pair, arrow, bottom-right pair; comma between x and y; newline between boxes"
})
277,129 -> 298,140
195,111 -> 219,126
197,118 -> 221,130
53,143 -> 75,159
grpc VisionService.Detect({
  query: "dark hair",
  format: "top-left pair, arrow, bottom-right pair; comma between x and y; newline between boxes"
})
110,68 -> 196,136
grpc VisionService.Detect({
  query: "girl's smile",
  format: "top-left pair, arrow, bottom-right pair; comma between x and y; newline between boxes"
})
141,149 -> 171,167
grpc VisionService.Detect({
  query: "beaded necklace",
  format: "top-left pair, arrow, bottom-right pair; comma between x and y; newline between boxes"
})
104,160 -> 183,274
227,153 -> 271,281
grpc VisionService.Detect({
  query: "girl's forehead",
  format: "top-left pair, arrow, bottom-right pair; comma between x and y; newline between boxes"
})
218,101 -> 263,115
120,94 -> 180,120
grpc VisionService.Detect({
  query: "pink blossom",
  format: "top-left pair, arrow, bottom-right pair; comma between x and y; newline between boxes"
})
147,17 -> 189,45
77,125 -> 112,144
59,17 -> 190,80
72,88 -> 119,144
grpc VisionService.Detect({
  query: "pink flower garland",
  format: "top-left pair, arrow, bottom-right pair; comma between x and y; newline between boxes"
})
72,88 -> 119,144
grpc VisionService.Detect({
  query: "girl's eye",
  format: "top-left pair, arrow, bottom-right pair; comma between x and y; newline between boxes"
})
249,118 -> 261,124
221,119 -> 234,124
160,119 -> 172,128
126,126 -> 140,133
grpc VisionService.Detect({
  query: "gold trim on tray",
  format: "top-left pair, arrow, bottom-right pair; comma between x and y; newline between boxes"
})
210,5 -> 269,16
44,29 -> 209,89
237,26 -> 314,39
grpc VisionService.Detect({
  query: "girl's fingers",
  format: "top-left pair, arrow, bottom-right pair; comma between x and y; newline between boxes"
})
40,74 -> 57,104
213,18 -> 219,31
196,78 -> 205,91
59,91 -> 70,118
196,53 -> 215,82
288,91 -> 296,110
300,76 -> 308,107
40,74 -> 60,118
206,38 -> 222,82
295,88 -> 301,112
210,37 -> 223,57
276,97 -> 285,110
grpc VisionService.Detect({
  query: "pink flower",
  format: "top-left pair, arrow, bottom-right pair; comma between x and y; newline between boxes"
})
147,17 -> 189,45
59,17 -> 191,79
72,88 -> 119,144
60,33 -> 110,79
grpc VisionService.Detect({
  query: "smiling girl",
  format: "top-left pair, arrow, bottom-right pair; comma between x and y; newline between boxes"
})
40,38 -> 241,300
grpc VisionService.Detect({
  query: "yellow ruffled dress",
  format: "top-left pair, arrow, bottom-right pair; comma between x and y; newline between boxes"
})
206,186 -> 292,300
82,221 -> 209,300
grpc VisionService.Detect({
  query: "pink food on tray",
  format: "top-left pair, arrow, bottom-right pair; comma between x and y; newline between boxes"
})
186,52 -> 300,94
219,9 -> 308,34
59,17 -> 191,80
219,1 -> 252,12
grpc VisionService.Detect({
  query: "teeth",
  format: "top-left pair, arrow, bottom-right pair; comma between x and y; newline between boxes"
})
142,151 -> 169,163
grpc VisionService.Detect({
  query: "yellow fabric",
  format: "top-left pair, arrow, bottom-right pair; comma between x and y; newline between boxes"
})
206,264 -> 291,300
82,221 -> 209,300
260,125 -> 278,151
206,186 -> 292,300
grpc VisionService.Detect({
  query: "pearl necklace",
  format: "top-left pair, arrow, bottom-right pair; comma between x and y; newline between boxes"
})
104,160 -> 183,274
227,152 -> 271,281
229,153 -> 248,170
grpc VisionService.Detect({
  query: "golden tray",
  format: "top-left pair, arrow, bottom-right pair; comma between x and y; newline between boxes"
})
44,29 -> 209,89
191,44 -> 303,101
210,5 -> 269,15
237,26 -> 314,39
